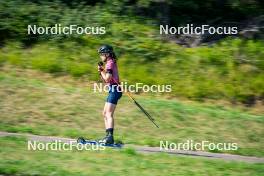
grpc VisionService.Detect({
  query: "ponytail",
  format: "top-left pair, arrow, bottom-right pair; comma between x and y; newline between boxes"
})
111,52 -> 117,61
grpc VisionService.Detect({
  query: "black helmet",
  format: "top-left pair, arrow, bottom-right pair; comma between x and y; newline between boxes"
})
98,45 -> 113,54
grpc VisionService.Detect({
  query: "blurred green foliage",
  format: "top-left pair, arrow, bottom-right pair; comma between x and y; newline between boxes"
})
0,0 -> 263,104
1,38 -> 263,104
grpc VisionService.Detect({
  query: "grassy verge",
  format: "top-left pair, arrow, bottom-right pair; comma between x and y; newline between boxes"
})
1,38 -> 264,104
0,66 -> 263,157
0,136 -> 263,176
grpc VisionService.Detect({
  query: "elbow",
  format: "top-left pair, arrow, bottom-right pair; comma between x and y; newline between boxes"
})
105,74 -> 112,82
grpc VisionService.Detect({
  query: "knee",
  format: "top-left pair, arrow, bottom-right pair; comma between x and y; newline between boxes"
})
105,112 -> 113,119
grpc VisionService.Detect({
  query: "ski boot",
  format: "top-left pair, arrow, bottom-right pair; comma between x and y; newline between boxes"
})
98,135 -> 114,145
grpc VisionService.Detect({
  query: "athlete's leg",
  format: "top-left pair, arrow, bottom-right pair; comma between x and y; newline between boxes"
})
105,102 -> 116,129
99,102 -> 116,144
102,103 -> 108,129
100,86 -> 120,144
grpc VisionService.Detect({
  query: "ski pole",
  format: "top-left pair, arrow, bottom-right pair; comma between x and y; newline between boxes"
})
98,61 -> 159,128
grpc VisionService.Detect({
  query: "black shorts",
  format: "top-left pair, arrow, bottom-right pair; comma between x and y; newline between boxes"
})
106,85 -> 122,105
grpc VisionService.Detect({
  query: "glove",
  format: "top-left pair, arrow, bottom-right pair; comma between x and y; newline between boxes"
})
98,61 -> 104,72
98,65 -> 104,72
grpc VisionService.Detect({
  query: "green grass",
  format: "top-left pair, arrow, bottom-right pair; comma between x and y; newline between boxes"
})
1,38 -> 264,104
0,66 -> 263,157
0,136 -> 263,176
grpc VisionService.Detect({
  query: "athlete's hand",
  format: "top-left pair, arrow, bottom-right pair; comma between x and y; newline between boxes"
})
98,65 -> 104,72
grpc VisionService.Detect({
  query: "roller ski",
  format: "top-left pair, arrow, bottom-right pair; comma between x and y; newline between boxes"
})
77,136 -> 124,148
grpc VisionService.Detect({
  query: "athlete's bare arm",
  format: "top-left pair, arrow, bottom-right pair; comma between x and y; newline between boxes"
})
98,66 -> 112,82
